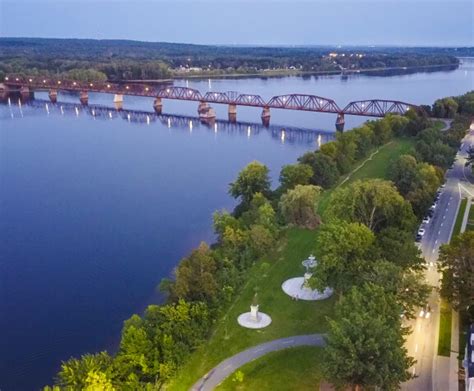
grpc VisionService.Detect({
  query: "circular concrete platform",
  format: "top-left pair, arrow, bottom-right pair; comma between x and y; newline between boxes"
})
237,312 -> 272,329
281,277 -> 333,301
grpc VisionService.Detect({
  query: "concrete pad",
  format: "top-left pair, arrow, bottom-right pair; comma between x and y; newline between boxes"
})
237,312 -> 272,329
281,277 -> 333,301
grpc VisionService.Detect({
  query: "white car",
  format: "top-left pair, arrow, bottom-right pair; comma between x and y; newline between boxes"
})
417,228 -> 426,237
422,216 -> 430,224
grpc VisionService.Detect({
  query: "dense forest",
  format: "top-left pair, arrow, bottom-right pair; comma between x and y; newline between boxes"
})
0,38 -> 466,81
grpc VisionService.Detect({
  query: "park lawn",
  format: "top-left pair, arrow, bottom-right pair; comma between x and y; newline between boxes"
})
318,137 -> 415,216
452,198 -> 468,237
168,137 -> 417,390
216,346 -> 325,391
466,203 -> 474,232
438,299 -> 452,357
167,228 -> 334,391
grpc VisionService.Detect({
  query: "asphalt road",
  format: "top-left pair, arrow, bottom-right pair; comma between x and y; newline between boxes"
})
190,334 -> 326,391
402,124 -> 474,391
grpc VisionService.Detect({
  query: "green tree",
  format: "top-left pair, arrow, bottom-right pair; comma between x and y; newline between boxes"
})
279,185 -> 322,228
311,220 -> 376,293
390,154 -> 418,196
323,284 -> 414,390
279,163 -> 313,191
57,352 -> 114,389
326,179 -> 416,233
438,231 -> 474,313
172,242 -> 218,303
229,161 -> 271,209
298,151 -> 339,188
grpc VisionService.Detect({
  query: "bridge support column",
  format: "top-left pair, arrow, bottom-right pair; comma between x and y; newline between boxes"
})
335,113 -> 345,132
49,89 -> 58,103
80,91 -> 88,105
261,106 -> 270,126
228,104 -> 237,122
198,101 -> 209,114
153,97 -> 163,114
20,86 -> 30,100
0,83 -> 10,100
114,94 -> 124,110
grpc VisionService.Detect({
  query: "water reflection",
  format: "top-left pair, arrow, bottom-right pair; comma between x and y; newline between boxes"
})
4,97 -> 334,147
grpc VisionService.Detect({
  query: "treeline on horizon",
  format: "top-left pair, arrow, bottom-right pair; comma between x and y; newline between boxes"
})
43,91 -> 474,390
0,37 -> 466,82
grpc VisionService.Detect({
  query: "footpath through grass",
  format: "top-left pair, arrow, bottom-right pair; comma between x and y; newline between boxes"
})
216,346 -> 325,391
168,137 -> 416,390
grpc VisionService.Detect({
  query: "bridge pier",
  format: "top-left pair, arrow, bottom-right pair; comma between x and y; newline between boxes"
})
80,91 -> 89,105
261,107 -> 271,126
153,97 -> 163,114
335,113 -> 345,132
114,94 -> 124,110
20,86 -> 30,100
198,101 -> 210,114
49,89 -> 58,103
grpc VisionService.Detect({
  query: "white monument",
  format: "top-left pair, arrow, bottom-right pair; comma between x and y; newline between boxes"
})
237,294 -> 272,329
281,254 -> 333,301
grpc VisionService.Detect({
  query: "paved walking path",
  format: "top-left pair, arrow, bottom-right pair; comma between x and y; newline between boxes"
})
191,334 -> 326,391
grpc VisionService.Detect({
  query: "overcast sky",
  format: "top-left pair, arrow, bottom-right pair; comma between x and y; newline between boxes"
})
0,0 -> 472,46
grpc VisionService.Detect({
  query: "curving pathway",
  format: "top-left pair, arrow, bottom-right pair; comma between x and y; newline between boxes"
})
190,334 -> 326,391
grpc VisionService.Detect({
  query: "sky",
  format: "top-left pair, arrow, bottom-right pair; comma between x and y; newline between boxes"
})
0,0 -> 472,46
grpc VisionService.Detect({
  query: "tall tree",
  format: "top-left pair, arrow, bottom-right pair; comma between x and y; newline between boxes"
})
298,151 -> 340,188
229,161 -> 271,209
323,284 -> 414,390
279,163 -> 313,191
438,231 -> 474,313
279,184 -> 322,229
326,179 -> 416,233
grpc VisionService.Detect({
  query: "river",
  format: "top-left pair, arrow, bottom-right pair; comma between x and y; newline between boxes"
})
0,59 -> 473,390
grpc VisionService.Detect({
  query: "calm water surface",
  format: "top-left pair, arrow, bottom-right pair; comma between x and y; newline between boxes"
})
1,60 -> 473,390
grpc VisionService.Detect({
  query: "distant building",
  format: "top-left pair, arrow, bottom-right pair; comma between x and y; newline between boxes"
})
464,324 -> 474,391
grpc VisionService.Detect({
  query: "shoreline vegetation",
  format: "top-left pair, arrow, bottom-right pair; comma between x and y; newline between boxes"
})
43,91 -> 474,390
0,37 -> 466,83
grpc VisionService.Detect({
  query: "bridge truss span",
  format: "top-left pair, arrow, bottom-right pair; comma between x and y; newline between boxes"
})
267,94 -> 340,113
342,99 -> 416,117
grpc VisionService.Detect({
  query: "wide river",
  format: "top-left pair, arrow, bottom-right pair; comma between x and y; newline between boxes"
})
1,59 -> 473,390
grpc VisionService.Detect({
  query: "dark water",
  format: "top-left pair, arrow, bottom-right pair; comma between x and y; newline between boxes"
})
1,60 -> 473,390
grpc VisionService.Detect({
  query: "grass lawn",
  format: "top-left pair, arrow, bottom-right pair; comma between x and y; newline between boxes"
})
318,138 -> 415,216
168,137 -> 416,390
438,299 -> 452,357
466,202 -> 474,232
216,346 -> 325,391
167,229 -> 334,391
452,198 -> 468,237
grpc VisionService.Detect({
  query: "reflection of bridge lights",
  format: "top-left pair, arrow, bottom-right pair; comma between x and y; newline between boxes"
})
75,107 -> 79,116
247,126 -> 251,138
92,109 -> 96,116
281,130 -> 286,143
108,111 -> 113,119
45,103 -> 49,114
214,123 -> 218,133
167,118 -> 171,128
189,120 -> 193,132
60,106 -> 64,115
146,115 -> 150,125
317,134 -> 322,148
127,113 -> 131,122
7,97 -> 11,106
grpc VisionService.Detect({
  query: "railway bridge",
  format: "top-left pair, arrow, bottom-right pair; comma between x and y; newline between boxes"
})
2,75 -> 420,130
